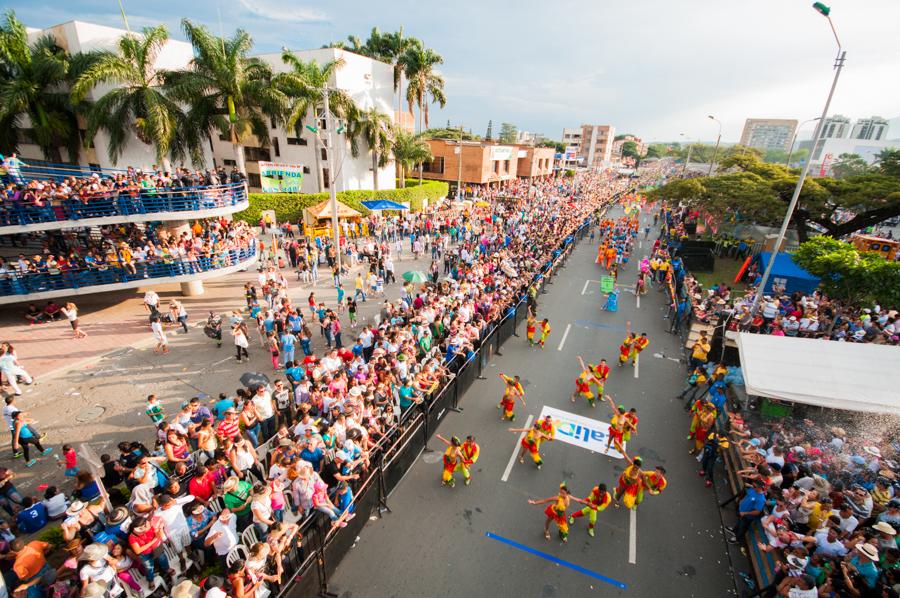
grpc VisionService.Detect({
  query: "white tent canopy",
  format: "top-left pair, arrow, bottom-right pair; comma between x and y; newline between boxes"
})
736,332 -> 900,415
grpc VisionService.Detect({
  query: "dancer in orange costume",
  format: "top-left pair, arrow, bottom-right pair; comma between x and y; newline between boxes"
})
603,395 -> 628,455
528,483 -> 589,543
591,359 -> 610,396
572,355 -> 600,407
511,422 -> 551,469
568,483 -> 612,537
629,332 -> 649,366
435,434 -> 465,488
637,466 -> 668,506
497,373 -> 525,421
538,319 -> 551,349
614,451 -> 644,510
618,321 -> 634,367
525,307 -> 537,347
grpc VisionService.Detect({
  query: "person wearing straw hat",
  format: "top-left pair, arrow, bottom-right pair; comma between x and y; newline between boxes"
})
172,579 -> 202,598
78,543 -> 124,596
847,541 -> 880,589
873,521 -> 897,553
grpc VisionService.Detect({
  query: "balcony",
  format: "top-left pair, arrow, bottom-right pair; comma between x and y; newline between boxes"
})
0,243 -> 258,305
0,182 -> 249,235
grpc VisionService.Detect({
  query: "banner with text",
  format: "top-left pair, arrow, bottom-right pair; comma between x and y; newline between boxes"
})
538,405 -> 624,459
259,161 -> 304,193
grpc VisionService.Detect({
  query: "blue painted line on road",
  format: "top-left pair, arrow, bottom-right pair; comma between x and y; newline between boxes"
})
573,319 -> 629,332
484,531 -> 628,590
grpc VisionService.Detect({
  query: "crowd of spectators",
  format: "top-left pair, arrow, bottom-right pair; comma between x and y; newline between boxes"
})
0,170 -> 654,597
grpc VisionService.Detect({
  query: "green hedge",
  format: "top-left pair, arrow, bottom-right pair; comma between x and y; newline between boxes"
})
233,179 -> 449,224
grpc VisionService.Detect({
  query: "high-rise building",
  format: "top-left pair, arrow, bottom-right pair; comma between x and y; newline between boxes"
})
739,118 -> 798,151
561,128 -> 583,151
577,124 -> 616,168
820,115 -> 851,139
850,116 -> 889,141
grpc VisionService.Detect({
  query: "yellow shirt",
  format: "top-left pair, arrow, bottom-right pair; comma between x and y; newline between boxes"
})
692,341 -> 711,360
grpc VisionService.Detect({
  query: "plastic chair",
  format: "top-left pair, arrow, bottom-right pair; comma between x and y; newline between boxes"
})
241,524 -> 260,548
225,544 -> 249,568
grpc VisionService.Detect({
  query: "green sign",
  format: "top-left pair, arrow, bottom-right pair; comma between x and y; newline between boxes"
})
259,161 -> 304,193
600,276 -> 615,293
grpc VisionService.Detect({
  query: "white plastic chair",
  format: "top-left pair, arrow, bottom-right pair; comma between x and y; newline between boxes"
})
241,524 -> 260,548
163,541 -> 195,578
226,544 -> 250,568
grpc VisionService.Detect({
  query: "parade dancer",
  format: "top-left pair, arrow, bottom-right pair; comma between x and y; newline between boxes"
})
511,422 -> 551,469
460,435 -> 480,485
525,307 -> 537,347
538,414 -> 558,441
629,332 -> 649,366
538,318 -> 551,349
569,483 -> 612,537
435,434 -> 466,488
622,407 -> 639,444
618,322 -> 634,367
614,451 -> 644,510
591,359 -> 610,396
572,356 -> 600,407
528,483 -> 589,543
638,466 -> 668,506
498,373 -> 526,421
602,395 -> 627,455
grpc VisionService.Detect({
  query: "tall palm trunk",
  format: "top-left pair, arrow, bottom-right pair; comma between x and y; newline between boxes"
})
312,107 -> 324,192
233,143 -> 246,175
372,151 -> 380,191
418,100 -> 424,186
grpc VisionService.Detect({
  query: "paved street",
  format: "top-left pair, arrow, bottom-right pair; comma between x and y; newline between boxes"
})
329,207 -> 740,597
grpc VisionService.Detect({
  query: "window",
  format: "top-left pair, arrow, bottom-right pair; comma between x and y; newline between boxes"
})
218,133 -> 229,142
303,166 -> 311,174
422,157 -> 445,174
88,163 -> 101,172
493,161 -> 499,174
248,173 -> 261,188
272,137 -> 280,158
223,159 -> 237,167
270,117 -> 277,129
320,148 -> 328,161
286,137 -> 308,146
503,160 -> 510,174
322,168 -> 330,189
244,146 -> 271,162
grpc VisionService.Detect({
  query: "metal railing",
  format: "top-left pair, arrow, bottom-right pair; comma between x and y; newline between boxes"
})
0,182 -> 248,228
0,244 -> 256,297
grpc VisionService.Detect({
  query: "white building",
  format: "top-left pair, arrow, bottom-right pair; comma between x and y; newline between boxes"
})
811,137 -> 897,175
21,20 -> 211,171
820,115 -> 851,139
850,116 -> 890,141
210,48 -> 397,194
561,128 -> 583,151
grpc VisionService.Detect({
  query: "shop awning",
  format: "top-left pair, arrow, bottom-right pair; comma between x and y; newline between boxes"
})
305,200 -> 362,220
360,200 -> 407,211
736,332 -> 900,415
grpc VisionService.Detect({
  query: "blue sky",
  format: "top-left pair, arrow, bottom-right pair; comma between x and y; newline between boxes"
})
10,0 -> 900,143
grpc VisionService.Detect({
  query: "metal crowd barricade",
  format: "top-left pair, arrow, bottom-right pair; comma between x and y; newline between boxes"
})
0,182 -> 248,228
0,245 -> 257,297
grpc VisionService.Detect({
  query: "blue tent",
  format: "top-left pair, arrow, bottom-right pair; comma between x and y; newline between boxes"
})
361,200 -> 407,211
753,252 -> 820,295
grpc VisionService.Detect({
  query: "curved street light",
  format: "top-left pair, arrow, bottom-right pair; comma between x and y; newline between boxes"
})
707,115 -> 722,176
751,3 -> 846,314
785,117 -> 820,167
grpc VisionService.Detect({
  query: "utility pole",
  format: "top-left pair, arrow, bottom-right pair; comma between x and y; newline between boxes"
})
323,89 -> 342,276
708,115 -> 722,176
456,124 -> 464,200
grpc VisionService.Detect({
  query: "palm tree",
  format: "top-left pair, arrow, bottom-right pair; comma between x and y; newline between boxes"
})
0,11 -> 79,162
71,25 -> 195,170
350,107 -> 393,191
275,51 -> 358,191
164,19 -> 287,174
378,30 -> 421,132
392,129 -> 431,188
403,45 -> 446,133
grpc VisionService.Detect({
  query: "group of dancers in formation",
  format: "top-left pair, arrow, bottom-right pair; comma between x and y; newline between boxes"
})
437,204 -> 669,543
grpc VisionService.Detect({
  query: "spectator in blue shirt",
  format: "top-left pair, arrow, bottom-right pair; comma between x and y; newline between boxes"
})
213,393 -> 238,421
15,497 -> 47,534
726,479 -> 766,545
299,441 -> 324,472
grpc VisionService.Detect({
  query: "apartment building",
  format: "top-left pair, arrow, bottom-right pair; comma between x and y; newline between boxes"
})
739,118 -> 798,151
578,124 -> 616,169
851,116 -> 889,141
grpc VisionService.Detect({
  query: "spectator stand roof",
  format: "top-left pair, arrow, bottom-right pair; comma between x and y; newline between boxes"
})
360,200 -> 408,211
736,332 -> 900,415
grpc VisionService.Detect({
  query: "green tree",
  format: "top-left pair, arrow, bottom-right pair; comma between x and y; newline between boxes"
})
274,52 -> 357,191
498,122 -> 517,144
831,153 -> 869,179
875,148 -> 900,177
350,107 -> 393,191
621,140 -> 640,160
792,236 -> 900,307
485,119 -> 493,141
421,127 -> 480,141
71,25 -> 197,169
650,151 -> 900,241
0,11 -> 79,162
402,44 -> 445,132
165,19 -> 287,174
391,130 -> 432,187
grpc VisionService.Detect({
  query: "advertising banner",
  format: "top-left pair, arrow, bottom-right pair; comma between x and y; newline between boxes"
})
490,146 -> 514,161
538,405 -> 624,458
259,161 -> 304,192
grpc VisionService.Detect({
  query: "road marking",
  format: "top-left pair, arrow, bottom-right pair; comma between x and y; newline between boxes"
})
210,356 -> 233,368
485,532 -> 628,589
501,414 -> 533,482
629,509 -> 637,564
636,292 -> 640,309
581,279 -> 590,295
557,324 -> 571,351
634,354 -> 639,378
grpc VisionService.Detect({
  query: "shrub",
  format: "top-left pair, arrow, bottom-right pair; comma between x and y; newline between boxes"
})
233,180 -> 449,224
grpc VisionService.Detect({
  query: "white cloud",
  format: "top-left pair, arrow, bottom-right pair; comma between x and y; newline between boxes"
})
237,0 -> 328,23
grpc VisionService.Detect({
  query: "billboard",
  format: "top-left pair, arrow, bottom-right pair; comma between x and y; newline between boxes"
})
564,146 -> 579,161
490,146 -> 514,161
259,161 -> 304,193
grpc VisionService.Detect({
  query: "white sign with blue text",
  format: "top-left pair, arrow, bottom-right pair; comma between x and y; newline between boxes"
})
538,405 -> 624,459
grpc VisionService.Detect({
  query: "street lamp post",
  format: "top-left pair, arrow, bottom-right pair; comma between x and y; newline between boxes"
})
322,89 -> 342,276
456,124 -> 464,200
708,115 -> 722,176
785,117 -> 821,167
751,2 -> 845,314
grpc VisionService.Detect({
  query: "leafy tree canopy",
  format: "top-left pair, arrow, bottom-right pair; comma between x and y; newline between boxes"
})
421,127 -> 481,141
650,151 -> 900,241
